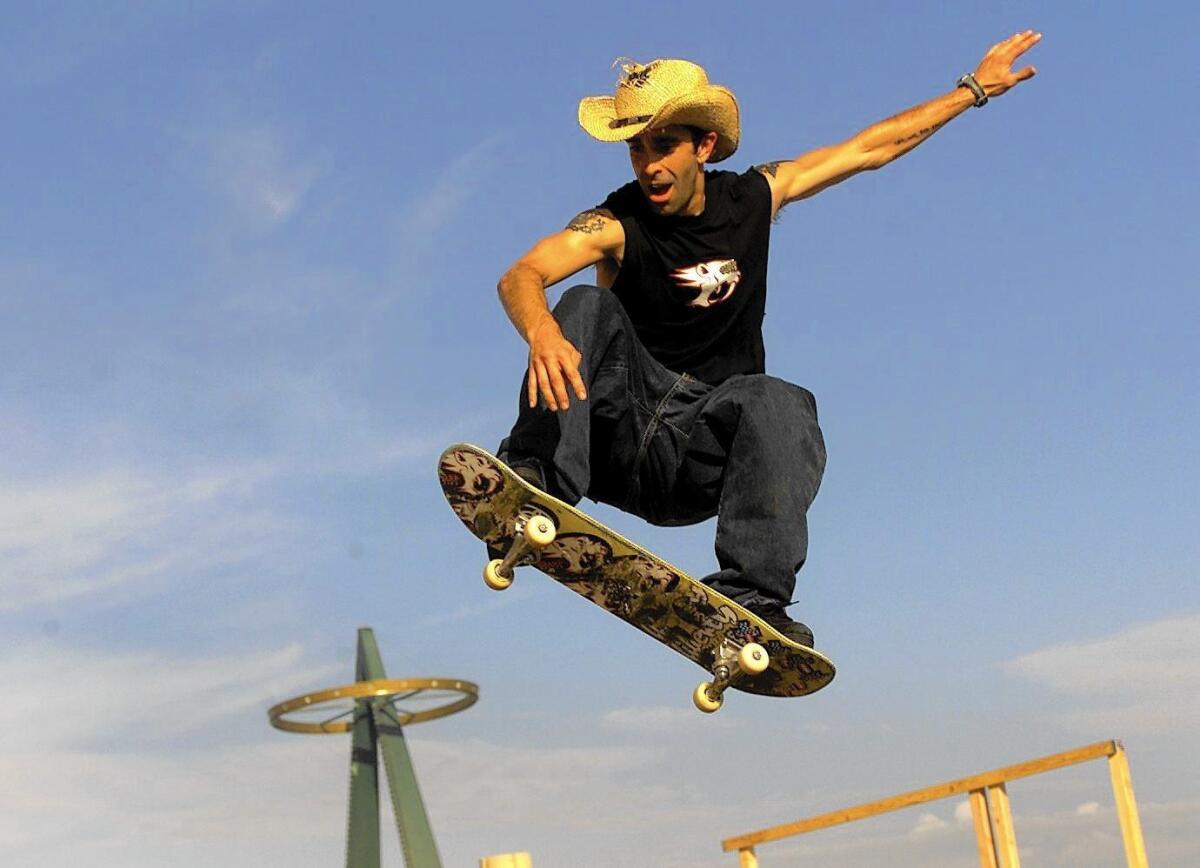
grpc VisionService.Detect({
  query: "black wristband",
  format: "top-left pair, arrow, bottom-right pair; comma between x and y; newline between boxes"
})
956,73 -> 988,107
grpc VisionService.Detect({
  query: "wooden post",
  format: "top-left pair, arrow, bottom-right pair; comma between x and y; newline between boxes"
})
987,784 -> 1021,868
969,788 -> 998,868
1107,744 -> 1149,868
479,853 -> 532,868
737,846 -> 758,868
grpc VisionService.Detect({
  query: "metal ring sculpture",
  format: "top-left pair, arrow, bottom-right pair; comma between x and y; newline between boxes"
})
268,677 -> 478,734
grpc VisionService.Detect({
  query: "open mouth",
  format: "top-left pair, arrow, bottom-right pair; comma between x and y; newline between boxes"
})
645,180 -> 673,204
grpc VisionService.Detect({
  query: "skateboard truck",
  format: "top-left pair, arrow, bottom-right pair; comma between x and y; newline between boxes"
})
483,505 -> 558,591
692,637 -> 770,713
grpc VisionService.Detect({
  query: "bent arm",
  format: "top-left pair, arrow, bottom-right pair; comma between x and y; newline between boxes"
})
497,209 -> 625,343
498,209 -> 625,410
758,30 -> 1041,215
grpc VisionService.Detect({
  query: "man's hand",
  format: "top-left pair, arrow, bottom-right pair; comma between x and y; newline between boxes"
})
974,30 -> 1041,98
527,315 -> 587,411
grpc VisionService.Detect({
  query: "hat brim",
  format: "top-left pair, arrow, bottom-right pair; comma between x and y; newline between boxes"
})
577,86 -> 740,162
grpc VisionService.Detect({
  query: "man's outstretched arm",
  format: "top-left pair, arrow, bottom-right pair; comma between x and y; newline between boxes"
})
497,209 -> 625,411
758,30 -> 1041,215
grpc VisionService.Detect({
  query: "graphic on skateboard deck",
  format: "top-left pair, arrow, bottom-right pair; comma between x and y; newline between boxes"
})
437,443 -> 835,712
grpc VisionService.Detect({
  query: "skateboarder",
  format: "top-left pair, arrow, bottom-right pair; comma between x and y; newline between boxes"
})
494,33 -> 1041,645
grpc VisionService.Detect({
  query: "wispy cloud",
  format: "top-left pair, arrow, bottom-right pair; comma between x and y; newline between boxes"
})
1001,614 -> 1200,735
417,583 -> 537,628
0,641 -> 344,864
603,704 -> 733,734
411,736 -> 687,830
0,462 -> 284,611
202,123 -> 322,226
0,641 -> 334,749
393,134 -> 504,250
907,810 -> 949,837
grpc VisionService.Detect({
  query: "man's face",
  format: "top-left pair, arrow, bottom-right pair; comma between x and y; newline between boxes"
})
627,125 -> 716,216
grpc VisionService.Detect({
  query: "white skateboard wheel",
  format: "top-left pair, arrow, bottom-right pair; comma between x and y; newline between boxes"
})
693,682 -> 723,714
737,642 -> 769,675
524,514 -> 556,547
483,559 -> 513,591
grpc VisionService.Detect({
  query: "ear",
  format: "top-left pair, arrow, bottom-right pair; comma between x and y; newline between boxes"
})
695,130 -> 719,165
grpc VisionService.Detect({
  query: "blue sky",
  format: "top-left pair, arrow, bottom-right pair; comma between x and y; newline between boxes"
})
2,2 -> 1197,866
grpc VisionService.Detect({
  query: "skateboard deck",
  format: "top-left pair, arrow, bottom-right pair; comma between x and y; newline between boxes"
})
437,443 -> 835,712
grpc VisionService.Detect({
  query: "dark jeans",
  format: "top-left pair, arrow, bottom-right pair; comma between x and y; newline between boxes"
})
498,285 -> 826,607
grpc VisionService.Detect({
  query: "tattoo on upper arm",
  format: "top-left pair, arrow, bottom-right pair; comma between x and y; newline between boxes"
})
566,208 -> 615,233
754,161 -> 784,178
891,121 -> 948,147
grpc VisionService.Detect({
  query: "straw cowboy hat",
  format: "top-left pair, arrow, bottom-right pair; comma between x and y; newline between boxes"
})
577,59 -> 740,162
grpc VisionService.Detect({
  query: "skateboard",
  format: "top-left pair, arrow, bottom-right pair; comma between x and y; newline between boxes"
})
437,443 -> 835,713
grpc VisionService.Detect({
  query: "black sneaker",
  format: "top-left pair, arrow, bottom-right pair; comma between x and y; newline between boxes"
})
486,462 -> 547,562
510,463 -> 545,491
744,600 -> 815,648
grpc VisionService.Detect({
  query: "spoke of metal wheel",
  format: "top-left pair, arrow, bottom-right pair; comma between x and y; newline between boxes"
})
387,690 -> 422,704
317,706 -> 358,728
378,704 -> 416,728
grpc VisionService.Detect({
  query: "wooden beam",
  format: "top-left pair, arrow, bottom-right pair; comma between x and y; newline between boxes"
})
737,847 -> 758,868
1108,744 -> 1149,868
969,788 -> 998,868
722,740 -> 1118,852
479,854 -> 532,868
987,784 -> 1021,868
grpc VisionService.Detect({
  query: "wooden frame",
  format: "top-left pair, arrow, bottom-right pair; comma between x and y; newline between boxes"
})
721,739 -> 1149,866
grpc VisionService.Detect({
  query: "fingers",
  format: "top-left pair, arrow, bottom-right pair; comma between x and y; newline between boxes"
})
987,30 -> 1040,62
1016,65 -> 1037,82
1013,30 -> 1042,58
566,355 -> 588,402
528,355 -> 587,411
1002,30 -> 1041,59
527,361 -> 540,408
546,361 -> 571,411
529,358 -> 565,411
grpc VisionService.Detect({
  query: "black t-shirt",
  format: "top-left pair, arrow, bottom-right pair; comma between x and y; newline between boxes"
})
598,168 -> 772,385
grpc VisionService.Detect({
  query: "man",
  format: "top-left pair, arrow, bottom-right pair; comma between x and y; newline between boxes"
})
494,32 -> 1040,644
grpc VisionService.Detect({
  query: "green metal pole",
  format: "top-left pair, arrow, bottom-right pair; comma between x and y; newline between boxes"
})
356,628 -> 444,868
345,695 -> 381,868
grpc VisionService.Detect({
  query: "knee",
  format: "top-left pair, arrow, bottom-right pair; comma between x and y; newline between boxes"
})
554,284 -> 618,316
731,375 -> 818,420
553,284 -> 628,334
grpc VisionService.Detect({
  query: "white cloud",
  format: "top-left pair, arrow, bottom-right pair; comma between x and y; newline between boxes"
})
954,799 -> 975,824
417,583 -> 536,628
0,641 -> 336,751
0,463 -> 284,611
204,124 -> 321,225
409,732 -> 760,867
1001,614 -> 1200,735
0,641 -> 346,864
393,135 -> 503,250
908,810 -> 949,837
1004,614 -> 1200,695
603,704 -> 732,734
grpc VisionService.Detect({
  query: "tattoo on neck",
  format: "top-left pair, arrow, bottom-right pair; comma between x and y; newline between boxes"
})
567,209 -> 613,233
754,161 -> 784,178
